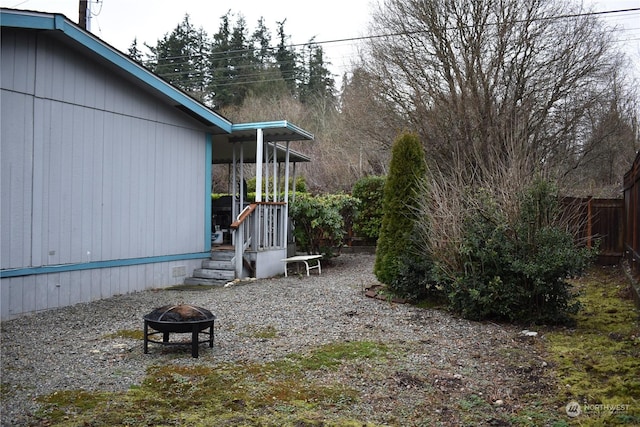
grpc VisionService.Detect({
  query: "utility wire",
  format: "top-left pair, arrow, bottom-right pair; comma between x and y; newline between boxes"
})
144,6 -> 640,85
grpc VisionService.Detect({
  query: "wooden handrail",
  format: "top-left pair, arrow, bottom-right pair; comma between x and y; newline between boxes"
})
230,204 -> 257,229
229,202 -> 286,229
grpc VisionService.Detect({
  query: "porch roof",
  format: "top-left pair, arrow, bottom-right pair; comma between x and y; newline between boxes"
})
212,120 -> 313,164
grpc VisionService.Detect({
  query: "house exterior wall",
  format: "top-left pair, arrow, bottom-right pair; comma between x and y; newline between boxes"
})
1,28 -> 210,320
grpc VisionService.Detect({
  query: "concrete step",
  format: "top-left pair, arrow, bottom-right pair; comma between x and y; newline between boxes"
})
183,277 -> 227,286
202,259 -> 234,270
193,268 -> 234,281
210,250 -> 235,261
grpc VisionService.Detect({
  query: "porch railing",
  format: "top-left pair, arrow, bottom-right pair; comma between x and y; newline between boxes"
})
230,202 -> 287,278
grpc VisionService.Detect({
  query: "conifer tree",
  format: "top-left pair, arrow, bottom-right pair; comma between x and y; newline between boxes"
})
374,132 -> 426,288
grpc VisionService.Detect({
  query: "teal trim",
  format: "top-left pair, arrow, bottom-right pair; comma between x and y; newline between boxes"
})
0,9 -> 233,133
0,10 -> 56,29
204,134 -> 212,251
0,252 -> 211,278
232,120 -> 314,141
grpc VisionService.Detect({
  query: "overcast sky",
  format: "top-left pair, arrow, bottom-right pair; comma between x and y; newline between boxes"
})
1,0 -> 639,80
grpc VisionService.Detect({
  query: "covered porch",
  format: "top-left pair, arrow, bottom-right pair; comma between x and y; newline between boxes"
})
186,121 -> 314,285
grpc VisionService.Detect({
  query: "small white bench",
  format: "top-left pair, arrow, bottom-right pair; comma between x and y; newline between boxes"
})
281,255 -> 322,277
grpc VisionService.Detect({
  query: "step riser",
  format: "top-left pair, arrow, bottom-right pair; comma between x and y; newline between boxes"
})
202,260 -> 234,270
183,277 -> 227,286
210,251 -> 235,261
193,269 -> 234,280
184,249 -> 236,285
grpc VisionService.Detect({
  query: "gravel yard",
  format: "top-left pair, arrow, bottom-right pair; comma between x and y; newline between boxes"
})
1,253 -> 557,426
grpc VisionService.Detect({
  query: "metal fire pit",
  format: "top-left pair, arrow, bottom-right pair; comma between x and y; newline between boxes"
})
143,304 -> 216,358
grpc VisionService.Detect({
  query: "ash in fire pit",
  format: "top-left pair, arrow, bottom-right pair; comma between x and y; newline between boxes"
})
145,304 -> 214,322
143,304 -> 216,358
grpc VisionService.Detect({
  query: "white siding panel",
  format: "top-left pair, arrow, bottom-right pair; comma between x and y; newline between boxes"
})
2,29 -> 211,320
0,31 -> 36,94
1,258 -> 203,320
79,269 -> 92,303
91,109 -> 105,261
0,91 -> 34,269
90,268 -> 102,301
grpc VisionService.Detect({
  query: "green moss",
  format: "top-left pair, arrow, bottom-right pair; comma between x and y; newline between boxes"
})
290,341 -> 388,371
32,341 -> 388,427
239,324 -> 279,339
546,266 -> 640,425
103,329 -> 145,340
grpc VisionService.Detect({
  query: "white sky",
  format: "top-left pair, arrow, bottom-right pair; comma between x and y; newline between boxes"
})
1,0 -> 639,80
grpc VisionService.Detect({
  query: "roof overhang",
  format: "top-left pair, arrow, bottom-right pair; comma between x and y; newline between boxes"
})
230,121 -> 314,143
214,121 -> 314,164
0,8 -> 233,133
1,9 -> 316,163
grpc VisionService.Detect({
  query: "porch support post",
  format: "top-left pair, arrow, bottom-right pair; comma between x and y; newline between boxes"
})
232,142 -> 238,223
284,142 -> 291,251
255,129 -> 263,202
291,163 -> 298,203
265,143 -> 270,202
273,143 -> 278,202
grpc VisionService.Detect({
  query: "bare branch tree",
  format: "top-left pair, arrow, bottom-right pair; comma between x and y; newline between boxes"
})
361,0 -> 633,185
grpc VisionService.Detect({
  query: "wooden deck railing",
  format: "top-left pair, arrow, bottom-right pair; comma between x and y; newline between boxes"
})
230,202 -> 287,278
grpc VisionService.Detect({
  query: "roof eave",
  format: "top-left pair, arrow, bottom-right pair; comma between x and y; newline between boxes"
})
0,8 -> 233,133
231,120 -> 315,141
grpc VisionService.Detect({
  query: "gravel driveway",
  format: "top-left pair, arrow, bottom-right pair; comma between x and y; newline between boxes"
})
1,253 -> 553,426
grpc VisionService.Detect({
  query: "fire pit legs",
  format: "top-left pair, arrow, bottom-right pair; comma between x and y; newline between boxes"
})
143,321 -> 149,354
142,305 -> 216,358
143,318 -> 215,358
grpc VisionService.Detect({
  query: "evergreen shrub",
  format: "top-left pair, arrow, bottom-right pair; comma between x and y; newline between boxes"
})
352,176 -> 386,241
445,179 -> 598,324
289,193 -> 359,257
374,132 -> 427,294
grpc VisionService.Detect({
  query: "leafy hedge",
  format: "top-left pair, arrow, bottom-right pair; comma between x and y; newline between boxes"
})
352,176 -> 386,242
289,193 -> 359,257
437,179 -> 597,324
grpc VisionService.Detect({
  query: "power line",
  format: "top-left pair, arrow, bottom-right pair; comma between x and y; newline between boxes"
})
144,6 -> 640,86
145,7 -> 640,66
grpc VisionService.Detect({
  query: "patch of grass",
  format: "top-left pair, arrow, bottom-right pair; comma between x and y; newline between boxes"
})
103,329 -> 145,340
32,341 -> 388,426
289,341 -> 388,371
546,266 -> 640,425
239,324 -> 279,339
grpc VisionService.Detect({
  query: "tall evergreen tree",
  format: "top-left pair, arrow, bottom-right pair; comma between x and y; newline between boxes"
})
209,11 -> 234,108
374,132 -> 427,289
299,41 -> 335,106
127,38 -> 143,64
252,17 -> 272,67
146,15 -> 207,101
274,19 -> 299,96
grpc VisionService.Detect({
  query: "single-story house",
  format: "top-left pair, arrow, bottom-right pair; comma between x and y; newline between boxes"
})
0,8 -> 314,320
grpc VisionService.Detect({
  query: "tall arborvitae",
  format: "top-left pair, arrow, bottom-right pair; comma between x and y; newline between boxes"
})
374,132 -> 426,288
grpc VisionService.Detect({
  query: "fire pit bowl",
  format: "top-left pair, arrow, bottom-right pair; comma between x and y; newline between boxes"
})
143,304 -> 216,358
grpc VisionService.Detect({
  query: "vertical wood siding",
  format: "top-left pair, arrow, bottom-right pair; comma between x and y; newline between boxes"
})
624,152 -> 640,277
1,29 -> 211,319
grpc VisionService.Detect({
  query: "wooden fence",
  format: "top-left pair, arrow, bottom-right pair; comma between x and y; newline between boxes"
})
624,152 -> 640,277
562,197 -> 625,265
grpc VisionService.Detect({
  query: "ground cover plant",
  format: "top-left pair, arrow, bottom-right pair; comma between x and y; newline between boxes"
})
545,266 -> 640,426
21,265 -> 638,427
